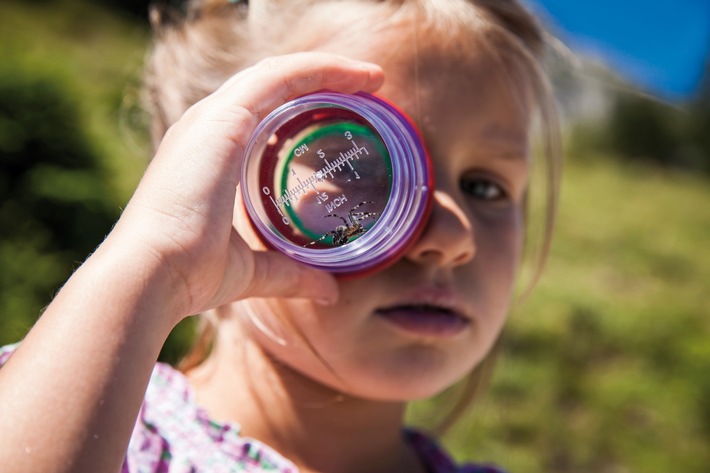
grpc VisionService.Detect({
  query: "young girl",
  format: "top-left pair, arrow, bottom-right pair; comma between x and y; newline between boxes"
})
0,0 -> 561,471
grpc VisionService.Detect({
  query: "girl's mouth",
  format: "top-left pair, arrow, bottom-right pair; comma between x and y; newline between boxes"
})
374,304 -> 470,338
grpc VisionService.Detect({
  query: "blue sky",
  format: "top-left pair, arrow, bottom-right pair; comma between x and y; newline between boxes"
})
524,0 -> 710,100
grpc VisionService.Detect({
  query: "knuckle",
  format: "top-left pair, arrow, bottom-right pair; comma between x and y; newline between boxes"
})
220,106 -> 260,147
255,56 -> 284,72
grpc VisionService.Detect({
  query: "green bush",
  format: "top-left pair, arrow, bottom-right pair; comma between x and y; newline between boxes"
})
605,85 -> 710,173
0,67 -> 121,343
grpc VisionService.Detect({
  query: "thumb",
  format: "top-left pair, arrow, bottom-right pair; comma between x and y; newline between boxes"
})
246,250 -> 340,305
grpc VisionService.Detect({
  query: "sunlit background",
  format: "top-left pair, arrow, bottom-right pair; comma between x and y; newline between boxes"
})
527,0 -> 710,100
1,1 -> 708,472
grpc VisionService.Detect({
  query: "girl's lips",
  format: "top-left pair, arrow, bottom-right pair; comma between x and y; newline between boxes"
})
374,290 -> 472,338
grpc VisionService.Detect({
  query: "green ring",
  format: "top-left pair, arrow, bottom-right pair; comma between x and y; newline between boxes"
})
278,122 -> 392,243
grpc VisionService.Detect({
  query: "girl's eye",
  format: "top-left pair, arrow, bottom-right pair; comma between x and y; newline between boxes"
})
459,175 -> 508,201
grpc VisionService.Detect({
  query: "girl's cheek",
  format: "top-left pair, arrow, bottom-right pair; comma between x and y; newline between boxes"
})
479,209 -> 523,265
504,210 -> 526,275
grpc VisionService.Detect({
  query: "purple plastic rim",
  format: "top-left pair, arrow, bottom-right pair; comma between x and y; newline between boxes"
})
241,92 -> 433,276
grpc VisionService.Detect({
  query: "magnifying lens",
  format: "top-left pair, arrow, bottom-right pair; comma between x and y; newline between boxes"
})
241,92 -> 433,276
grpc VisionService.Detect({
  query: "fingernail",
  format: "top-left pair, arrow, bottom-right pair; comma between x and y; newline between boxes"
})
315,298 -> 335,306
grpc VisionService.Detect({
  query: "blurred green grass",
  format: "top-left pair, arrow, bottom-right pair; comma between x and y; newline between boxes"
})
1,1 -> 709,472
428,155 -> 710,472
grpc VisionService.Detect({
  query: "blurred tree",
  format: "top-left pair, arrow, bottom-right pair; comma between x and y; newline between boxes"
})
94,0 -> 151,20
92,0 -> 190,21
0,68 -> 120,343
688,60 -> 710,169
604,61 -> 710,173
608,95 -> 680,166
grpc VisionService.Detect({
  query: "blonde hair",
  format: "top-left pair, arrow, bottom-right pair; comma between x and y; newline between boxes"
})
145,0 -> 561,433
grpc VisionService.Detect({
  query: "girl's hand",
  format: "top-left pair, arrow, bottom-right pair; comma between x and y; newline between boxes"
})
109,53 -> 384,321
0,54 -> 383,473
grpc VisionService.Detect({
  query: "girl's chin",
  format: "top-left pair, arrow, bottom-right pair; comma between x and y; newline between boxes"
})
308,362 -> 473,403
342,380 -> 458,403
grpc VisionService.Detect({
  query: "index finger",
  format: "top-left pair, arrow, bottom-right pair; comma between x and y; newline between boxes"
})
212,52 -> 385,120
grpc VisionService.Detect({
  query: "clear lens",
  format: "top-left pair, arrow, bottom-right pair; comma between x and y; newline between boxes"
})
241,92 -> 432,276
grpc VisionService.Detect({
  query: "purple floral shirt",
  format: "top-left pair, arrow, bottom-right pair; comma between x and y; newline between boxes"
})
0,344 -> 506,472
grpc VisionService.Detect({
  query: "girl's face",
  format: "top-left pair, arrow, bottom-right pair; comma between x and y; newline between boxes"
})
234,28 -> 532,401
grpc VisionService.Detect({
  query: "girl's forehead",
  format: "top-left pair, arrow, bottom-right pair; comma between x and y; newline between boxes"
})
318,19 -> 524,102
313,18 -> 533,151
361,37 -> 527,125
302,0 -> 532,103
326,18 -> 483,64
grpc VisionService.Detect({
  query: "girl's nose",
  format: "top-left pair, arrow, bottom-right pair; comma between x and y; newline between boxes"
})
405,191 -> 476,267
